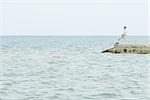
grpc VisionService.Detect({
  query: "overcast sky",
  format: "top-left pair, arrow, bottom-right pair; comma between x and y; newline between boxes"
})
0,0 -> 149,35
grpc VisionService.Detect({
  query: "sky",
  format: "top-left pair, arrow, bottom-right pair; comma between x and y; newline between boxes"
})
0,0 -> 149,36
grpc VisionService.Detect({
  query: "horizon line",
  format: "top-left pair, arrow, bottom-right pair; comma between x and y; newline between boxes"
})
0,34 -> 149,36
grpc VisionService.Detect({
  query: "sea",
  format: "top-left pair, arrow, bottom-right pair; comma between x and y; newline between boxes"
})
0,36 -> 150,100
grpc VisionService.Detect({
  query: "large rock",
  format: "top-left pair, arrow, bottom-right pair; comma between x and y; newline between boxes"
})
102,44 -> 150,54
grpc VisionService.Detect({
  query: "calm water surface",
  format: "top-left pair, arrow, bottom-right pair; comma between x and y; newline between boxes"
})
0,36 -> 150,100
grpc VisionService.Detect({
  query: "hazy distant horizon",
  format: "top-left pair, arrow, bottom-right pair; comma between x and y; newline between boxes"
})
0,34 -> 149,36
0,0 -> 149,36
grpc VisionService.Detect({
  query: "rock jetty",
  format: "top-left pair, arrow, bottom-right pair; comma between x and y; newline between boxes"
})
102,43 -> 150,54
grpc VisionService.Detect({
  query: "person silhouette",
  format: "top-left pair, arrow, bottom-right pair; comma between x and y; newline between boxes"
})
117,26 -> 127,43
114,26 -> 127,47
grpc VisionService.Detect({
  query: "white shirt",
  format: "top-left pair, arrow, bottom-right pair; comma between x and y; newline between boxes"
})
122,29 -> 127,37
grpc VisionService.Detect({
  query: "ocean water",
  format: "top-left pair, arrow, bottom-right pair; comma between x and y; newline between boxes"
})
0,36 -> 150,100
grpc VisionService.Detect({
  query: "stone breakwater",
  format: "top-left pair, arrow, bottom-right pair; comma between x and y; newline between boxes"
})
102,44 -> 150,54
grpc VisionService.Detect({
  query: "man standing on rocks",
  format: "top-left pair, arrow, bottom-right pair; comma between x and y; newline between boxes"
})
118,26 -> 127,43
114,26 -> 127,47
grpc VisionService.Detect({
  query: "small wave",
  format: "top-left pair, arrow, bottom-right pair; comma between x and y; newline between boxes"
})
89,93 -> 121,98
